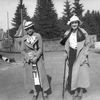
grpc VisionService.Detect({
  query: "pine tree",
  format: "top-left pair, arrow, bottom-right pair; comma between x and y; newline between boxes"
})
33,0 -> 59,39
62,0 -> 72,23
72,0 -> 84,19
82,10 -> 100,35
82,10 -> 91,33
12,0 -> 30,31
92,11 -> 100,40
95,11 -> 100,35
60,0 -> 72,33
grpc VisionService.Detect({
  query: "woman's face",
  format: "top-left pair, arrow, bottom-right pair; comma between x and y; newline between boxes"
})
71,21 -> 79,30
26,28 -> 34,36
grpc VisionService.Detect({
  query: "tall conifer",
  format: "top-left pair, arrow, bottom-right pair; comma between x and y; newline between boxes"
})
73,0 -> 84,19
33,0 -> 59,39
12,0 -> 30,31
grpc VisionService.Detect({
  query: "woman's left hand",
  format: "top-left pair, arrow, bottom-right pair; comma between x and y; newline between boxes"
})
30,57 -> 37,63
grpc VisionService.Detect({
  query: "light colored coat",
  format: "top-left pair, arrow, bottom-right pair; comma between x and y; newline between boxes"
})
64,28 -> 90,91
21,32 -> 50,92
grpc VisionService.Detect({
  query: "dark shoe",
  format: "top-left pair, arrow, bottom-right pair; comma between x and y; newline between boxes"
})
29,89 -> 34,94
32,92 -> 39,100
43,93 -> 49,100
44,96 -> 49,100
32,95 -> 37,100
73,92 -> 78,100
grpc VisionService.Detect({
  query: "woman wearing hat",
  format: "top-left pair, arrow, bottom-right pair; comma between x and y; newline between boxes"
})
21,21 -> 50,100
60,15 -> 90,100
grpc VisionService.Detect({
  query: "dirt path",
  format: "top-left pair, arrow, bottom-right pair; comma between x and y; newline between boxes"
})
0,51 -> 100,100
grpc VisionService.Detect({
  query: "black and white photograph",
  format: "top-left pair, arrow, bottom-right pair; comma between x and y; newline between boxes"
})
0,0 -> 100,100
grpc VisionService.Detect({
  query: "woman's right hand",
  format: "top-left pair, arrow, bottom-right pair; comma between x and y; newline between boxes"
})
65,53 -> 68,61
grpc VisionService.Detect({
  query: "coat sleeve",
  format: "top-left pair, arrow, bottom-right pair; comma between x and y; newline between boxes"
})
35,34 -> 43,60
80,28 -> 88,37
60,30 -> 70,45
80,28 -> 90,45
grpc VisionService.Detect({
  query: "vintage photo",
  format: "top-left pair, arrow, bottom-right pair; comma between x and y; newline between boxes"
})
0,0 -> 100,100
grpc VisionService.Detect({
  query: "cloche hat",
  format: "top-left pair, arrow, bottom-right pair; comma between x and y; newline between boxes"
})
67,15 -> 82,25
24,21 -> 34,30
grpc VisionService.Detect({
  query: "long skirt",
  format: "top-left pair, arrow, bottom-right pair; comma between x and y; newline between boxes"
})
67,47 -> 77,94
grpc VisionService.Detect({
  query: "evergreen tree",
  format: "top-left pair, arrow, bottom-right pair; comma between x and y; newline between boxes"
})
12,0 -> 30,32
33,0 -> 59,39
82,10 -> 91,34
72,0 -> 84,19
92,11 -> 100,40
91,11 -> 100,35
62,0 -> 72,23
94,11 -> 100,36
60,0 -> 72,33
82,10 -> 100,35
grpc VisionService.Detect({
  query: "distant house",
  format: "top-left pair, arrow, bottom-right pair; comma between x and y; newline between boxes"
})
14,20 -> 26,52
0,29 -> 13,52
0,28 -> 4,40
0,29 -> 4,49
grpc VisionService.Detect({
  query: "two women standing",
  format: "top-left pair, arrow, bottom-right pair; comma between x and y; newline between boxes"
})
21,15 -> 90,100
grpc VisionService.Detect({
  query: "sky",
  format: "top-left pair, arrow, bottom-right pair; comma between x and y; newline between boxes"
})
0,0 -> 100,31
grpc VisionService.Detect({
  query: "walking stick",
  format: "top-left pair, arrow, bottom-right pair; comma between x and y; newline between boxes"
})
62,57 -> 68,100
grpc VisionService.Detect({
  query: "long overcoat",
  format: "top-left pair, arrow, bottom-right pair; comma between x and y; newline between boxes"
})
62,28 -> 90,92
21,32 -> 50,92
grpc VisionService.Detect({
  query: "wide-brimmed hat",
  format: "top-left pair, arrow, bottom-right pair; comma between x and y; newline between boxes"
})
24,21 -> 34,30
67,15 -> 82,25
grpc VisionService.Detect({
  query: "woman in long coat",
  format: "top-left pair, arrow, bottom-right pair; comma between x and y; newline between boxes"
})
60,15 -> 91,100
21,21 -> 50,99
